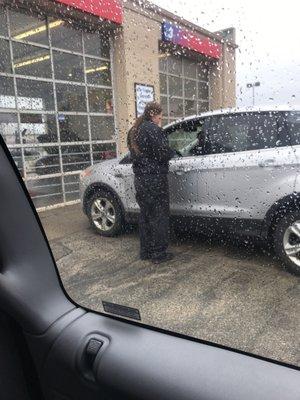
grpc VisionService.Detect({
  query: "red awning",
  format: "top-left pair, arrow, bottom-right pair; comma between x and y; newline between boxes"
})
55,0 -> 123,24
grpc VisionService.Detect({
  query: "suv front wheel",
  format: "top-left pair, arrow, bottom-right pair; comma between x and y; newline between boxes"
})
87,190 -> 124,237
273,211 -> 300,275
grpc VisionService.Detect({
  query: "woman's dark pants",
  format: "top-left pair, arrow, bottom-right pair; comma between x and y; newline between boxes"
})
134,174 -> 170,260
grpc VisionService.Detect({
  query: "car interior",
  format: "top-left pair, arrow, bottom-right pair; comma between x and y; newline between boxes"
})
0,131 -> 299,398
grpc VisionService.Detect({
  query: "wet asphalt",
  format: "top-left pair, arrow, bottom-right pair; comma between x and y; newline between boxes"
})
39,204 -> 300,367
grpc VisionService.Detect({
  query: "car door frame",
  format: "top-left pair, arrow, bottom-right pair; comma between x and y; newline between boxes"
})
166,117 -> 209,216
191,112 -> 298,222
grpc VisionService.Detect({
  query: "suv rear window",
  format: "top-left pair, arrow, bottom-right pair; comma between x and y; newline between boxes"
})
208,112 -> 280,153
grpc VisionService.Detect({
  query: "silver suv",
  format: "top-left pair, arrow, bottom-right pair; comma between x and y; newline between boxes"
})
80,107 -> 300,275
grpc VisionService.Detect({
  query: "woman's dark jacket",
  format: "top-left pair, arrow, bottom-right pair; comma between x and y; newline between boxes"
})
128,121 -> 175,176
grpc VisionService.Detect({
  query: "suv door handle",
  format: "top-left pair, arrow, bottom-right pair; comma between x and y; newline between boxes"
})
258,159 -> 279,168
174,168 -> 195,175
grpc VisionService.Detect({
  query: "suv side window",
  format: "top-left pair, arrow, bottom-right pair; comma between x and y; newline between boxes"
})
168,119 -> 204,157
248,112 -> 280,150
207,112 -> 280,154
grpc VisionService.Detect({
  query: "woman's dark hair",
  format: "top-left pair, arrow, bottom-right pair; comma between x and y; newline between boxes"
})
127,101 -> 163,155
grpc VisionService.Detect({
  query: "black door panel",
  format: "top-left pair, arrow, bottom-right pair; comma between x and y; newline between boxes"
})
0,143 -> 75,334
26,311 -> 300,400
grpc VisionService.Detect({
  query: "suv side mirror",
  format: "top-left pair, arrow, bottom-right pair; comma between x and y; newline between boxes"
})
119,153 -> 132,164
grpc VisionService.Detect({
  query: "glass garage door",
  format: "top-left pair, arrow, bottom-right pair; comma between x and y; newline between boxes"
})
0,7 -> 116,209
159,54 -> 210,126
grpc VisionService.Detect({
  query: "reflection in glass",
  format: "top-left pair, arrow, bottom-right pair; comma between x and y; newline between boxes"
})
183,59 -> 197,79
198,82 -> 209,100
12,42 -> 51,78
0,76 -> 16,109
198,62 -> 209,81
169,98 -> 184,118
62,144 -> 91,173
185,99 -> 197,116
27,176 -> 63,208
160,74 -> 167,95
0,113 -> 18,145
53,51 -> 84,82
88,87 -> 113,113
168,55 -> 182,75
159,54 -> 168,72
56,83 -> 87,112
83,32 -> 110,58
20,114 -> 57,147
184,79 -> 197,99
17,79 -> 55,110
50,19 -> 82,52
92,142 -> 116,163
90,116 -> 115,140
160,96 -> 168,116
64,174 -> 81,202
0,39 -> 12,73
10,11 -> 48,45
58,114 -> 89,142
159,55 -> 209,121
198,101 -> 209,113
0,8 -> 8,36
85,58 -> 111,86
25,145 -> 58,176
169,76 -> 183,97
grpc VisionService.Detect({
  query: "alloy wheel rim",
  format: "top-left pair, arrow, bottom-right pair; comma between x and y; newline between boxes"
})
283,220 -> 300,267
91,198 -> 116,232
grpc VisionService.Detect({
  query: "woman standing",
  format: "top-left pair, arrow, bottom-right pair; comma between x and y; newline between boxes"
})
127,102 -> 175,264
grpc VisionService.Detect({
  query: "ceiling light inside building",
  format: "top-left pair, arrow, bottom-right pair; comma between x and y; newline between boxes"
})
85,65 -> 108,74
14,54 -> 50,68
13,20 -> 64,40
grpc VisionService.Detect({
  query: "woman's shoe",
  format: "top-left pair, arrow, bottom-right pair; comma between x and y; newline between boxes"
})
140,253 -> 152,260
151,252 -> 174,264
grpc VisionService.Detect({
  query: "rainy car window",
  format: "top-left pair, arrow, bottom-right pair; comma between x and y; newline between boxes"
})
168,121 -> 203,156
1,1 -> 299,368
207,112 -> 280,154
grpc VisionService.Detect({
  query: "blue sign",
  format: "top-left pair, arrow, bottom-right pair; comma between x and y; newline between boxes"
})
162,22 -> 180,43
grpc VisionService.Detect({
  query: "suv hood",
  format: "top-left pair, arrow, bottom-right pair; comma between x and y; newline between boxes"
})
91,158 -> 120,173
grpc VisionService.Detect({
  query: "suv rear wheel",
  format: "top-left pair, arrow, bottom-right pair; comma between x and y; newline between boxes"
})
87,190 -> 124,237
273,211 -> 300,275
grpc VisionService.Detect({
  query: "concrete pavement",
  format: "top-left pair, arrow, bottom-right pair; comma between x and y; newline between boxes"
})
39,203 -> 300,367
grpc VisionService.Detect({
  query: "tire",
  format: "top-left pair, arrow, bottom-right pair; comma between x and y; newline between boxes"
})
273,211 -> 300,275
86,189 -> 125,237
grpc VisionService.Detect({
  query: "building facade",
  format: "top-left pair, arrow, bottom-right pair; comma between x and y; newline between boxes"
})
0,0 -> 236,209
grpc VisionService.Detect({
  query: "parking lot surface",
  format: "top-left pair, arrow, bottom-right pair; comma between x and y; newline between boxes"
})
40,204 -> 300,367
